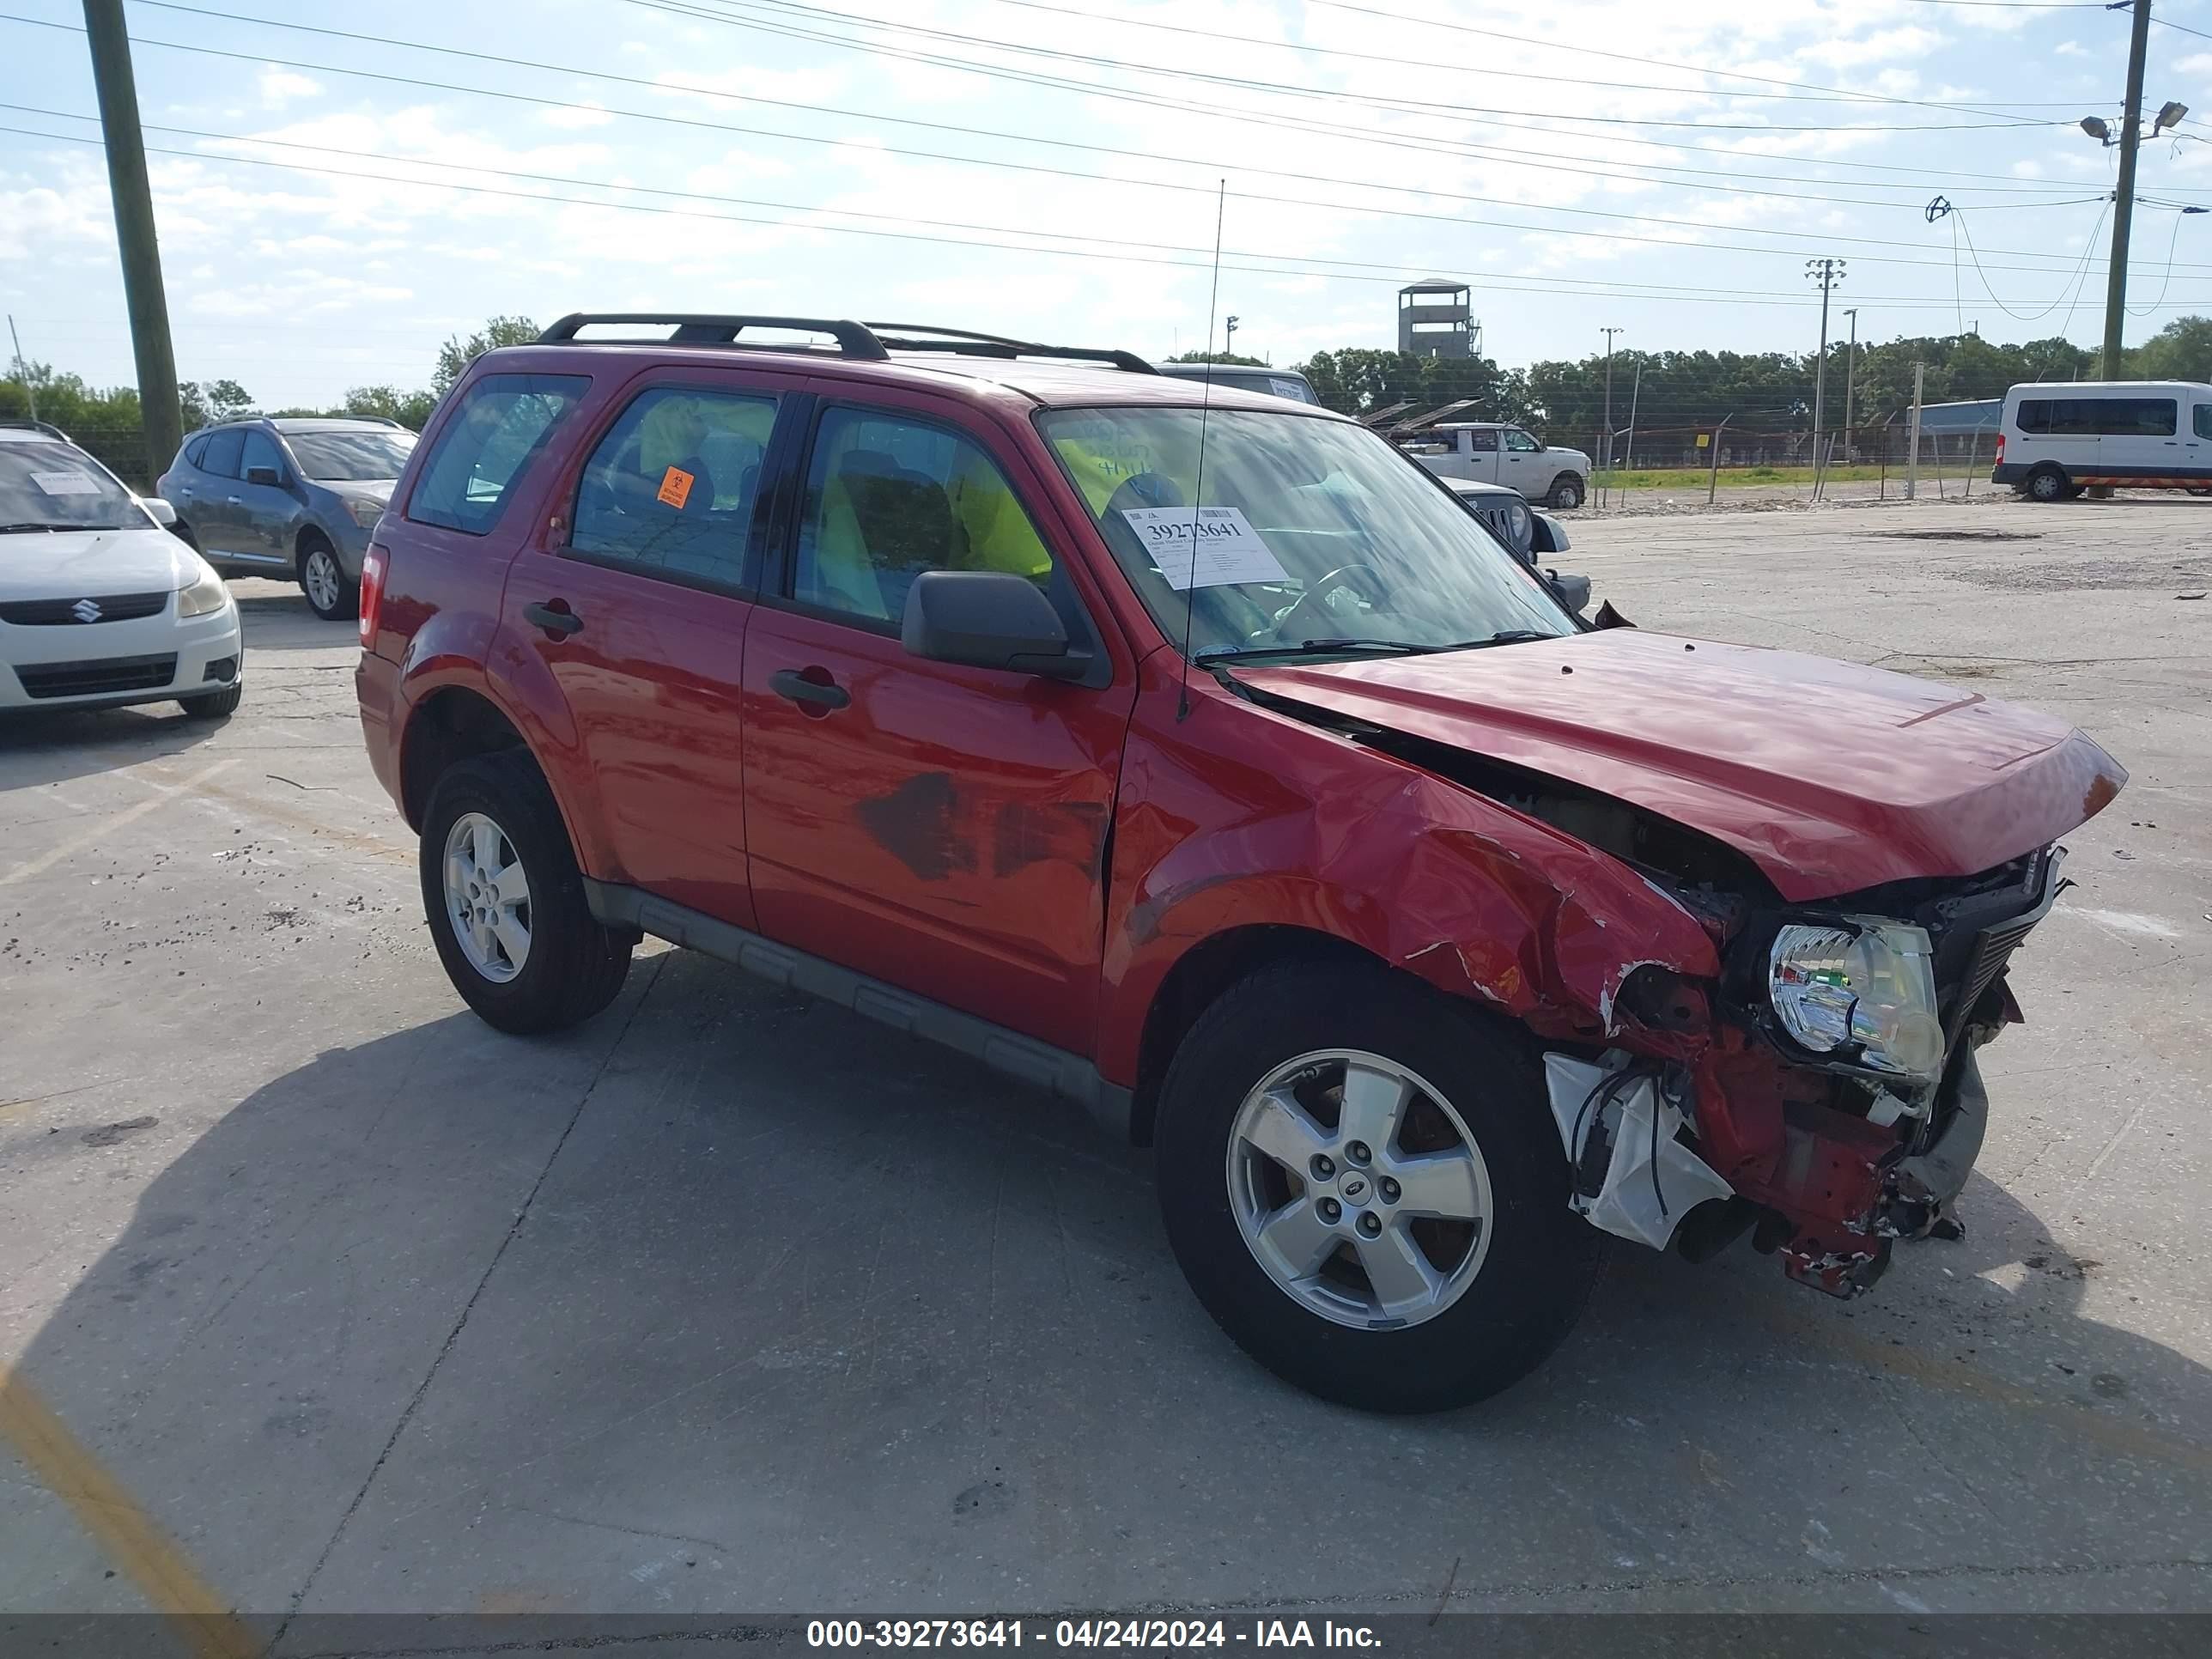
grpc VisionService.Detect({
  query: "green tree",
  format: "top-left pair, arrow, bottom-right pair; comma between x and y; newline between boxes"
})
1163,349 -> 1268,366
432,314 -> 540,396
2125,314 -> 2212,380
338,383 -> 441,429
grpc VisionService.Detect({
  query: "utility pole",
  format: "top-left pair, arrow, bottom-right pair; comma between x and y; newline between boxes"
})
1599,325 -> 1622,504
1840,307 -> 1859,477
2105,0 -> 2154,378
82,0 -> 181,484
7,315 -> 36,425
1806,258 -> 1844,495
1224,314 -> 1239,356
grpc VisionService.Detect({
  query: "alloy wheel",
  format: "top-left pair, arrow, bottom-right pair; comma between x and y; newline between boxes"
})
1224,1048 -> 1493,1329
443,811 -> 532,982
304,546 -> 343,613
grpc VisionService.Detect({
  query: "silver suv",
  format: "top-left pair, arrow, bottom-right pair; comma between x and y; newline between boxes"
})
156,417 -> 416,620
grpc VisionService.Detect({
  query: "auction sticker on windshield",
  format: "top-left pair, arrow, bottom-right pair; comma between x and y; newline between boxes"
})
1120,505 -> 1288,590
32,471 -> 103,495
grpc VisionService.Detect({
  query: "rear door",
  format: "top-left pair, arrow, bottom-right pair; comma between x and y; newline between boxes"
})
1461,427 -> 1502,483
738,385 -> 1134,1055
501,368 -> 794,929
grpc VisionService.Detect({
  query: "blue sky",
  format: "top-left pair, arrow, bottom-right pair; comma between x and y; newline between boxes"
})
7,0 -> 2212,408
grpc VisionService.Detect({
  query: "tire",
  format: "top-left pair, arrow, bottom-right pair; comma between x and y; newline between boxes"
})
1154,957 -> 1601,1413
2024,466 -> 2071,504
299,533 -> 359,621
179,679 -> 242,720
419,750 -> 633,1034
1547,473 -> 1586,510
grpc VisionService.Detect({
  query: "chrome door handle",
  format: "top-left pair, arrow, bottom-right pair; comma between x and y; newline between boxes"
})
226,495 -> 241,505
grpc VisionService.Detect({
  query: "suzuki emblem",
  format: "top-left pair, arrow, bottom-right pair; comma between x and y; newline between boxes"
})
70,599 -> 102,623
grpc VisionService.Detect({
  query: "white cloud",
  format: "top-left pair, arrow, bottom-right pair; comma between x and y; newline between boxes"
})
258,69 -> 324,110
2056,41 -> 2087,59
541,103 -> 616,131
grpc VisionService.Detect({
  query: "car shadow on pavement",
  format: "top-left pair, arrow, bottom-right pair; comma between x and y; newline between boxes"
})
7,953 -> 2210,1620
0,705 -> 225,790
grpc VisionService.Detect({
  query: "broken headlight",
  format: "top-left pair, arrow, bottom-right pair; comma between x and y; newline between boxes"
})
1768,919 -> 1945,1085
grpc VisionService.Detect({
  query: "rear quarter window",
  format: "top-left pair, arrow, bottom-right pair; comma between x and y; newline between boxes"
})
407,372 -> 590,537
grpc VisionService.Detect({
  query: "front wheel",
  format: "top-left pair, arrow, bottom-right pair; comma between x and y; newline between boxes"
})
179,678 -> 242,720
299,536 -> 358,621
420,751 -> 633,1034
1154,958 -> 1601,1413
1547,473 -> 1586,510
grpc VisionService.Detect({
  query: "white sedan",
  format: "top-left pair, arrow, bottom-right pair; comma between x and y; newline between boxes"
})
0,424 -> 242,717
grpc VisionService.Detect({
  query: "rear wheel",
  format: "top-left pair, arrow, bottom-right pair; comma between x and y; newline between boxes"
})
1153,958 -> 1601,1413
2024,465 -> 2073,503
1547,473 -> 1586,509
299,534 -> 358,621
420,751 -> 633,1033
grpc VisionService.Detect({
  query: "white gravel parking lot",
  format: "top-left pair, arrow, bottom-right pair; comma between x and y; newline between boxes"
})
1,499 -> 2207,1641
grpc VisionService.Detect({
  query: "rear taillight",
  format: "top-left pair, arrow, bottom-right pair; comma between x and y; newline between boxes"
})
1995,434 -> 2006,466
359,544 -> 388,650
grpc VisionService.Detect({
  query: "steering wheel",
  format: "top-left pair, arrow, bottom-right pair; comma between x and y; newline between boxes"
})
1261,562 -> 1387,644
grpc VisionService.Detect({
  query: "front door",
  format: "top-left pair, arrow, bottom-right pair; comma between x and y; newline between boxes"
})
235,429 -> 297,562
1499,427 -> 1547,494
739,390 -> 1134,1056
504,370 -> 793,928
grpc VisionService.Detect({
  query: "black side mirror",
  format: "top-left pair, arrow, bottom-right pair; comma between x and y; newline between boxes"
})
1547,571 -> 1592,615
1530,510 -> 1571,556
246,465 -> 283,488
902,570 -> 1083,679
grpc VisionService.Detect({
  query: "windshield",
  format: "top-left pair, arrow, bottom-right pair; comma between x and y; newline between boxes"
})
1038,407 -> 1571,659
284,429 -> 416,482
0,443 -> 143,532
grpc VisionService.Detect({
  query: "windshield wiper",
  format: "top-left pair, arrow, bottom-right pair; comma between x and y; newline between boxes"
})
0,523 -> 62,534
1196,637 -> 1449,663
1448,629 -> 1553,649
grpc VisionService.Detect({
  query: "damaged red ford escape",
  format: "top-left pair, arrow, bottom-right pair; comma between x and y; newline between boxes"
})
356,316 -> 2126,1413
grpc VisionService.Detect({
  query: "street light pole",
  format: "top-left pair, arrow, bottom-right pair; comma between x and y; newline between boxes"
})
2104,0 -> 2154,377
1599,325 -> 1622,502
1841,307 -> 1859,475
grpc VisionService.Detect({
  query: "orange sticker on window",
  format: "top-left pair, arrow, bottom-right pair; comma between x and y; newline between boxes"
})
657,465 -> 695,508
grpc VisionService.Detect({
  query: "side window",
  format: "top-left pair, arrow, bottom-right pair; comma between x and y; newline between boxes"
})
2102,398 -> 2177,436
183,435 -> 210,467
2015,400 -> 2051,434
240,430 -> 285,481
2195,404 -> 2212,441
568,386 -> 776,587
201,428 -> 244,479
1463,429 -> 1498,453
408,372 -> 590,537
1504,429 -> 1541,452
793,407 -> 1057,625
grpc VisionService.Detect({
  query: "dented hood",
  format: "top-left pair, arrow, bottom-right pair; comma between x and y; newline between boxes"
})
1238,629 -> 2125,902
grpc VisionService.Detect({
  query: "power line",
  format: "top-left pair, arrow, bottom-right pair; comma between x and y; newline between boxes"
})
0,18 -> 2154,276
939,0 -> 2100,110
1299,0 -> 2071,119
3,109 -> 2172,291
94,4 -> 2194,198
2149,15 -> 2212,42
10,119 -> 2197,313
641,0 -> 2059,134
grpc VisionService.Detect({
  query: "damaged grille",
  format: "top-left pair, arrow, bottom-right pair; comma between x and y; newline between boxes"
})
1833,848 -> 2061,1039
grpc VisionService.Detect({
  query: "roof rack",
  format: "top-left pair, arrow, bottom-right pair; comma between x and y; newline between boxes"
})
533,313 -> 1157,374
538,313 -> 890,360
0,417 -> 71,441
866,325 -> 1156,374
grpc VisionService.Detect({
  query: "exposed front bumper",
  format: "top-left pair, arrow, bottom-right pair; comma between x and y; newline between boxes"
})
0,596 -> 243,710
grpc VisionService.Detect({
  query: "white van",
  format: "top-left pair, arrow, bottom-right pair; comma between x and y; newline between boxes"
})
1994,380 -> 2212,501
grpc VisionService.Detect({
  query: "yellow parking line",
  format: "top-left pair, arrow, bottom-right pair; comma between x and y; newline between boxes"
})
0,759 -> 237,889
0,1368 -> 258,1658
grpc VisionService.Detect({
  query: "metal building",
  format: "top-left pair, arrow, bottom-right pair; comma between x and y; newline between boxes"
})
1397,280 -> 1479,360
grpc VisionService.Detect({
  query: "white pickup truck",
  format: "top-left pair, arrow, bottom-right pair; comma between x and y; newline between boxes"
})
1401,422 -> 1590,508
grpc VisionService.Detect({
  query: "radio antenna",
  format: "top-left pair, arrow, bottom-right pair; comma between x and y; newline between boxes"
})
1177,179 -> 1226,723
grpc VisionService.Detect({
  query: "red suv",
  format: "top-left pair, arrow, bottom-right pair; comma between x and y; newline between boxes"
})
357,315 -> 2124,1413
